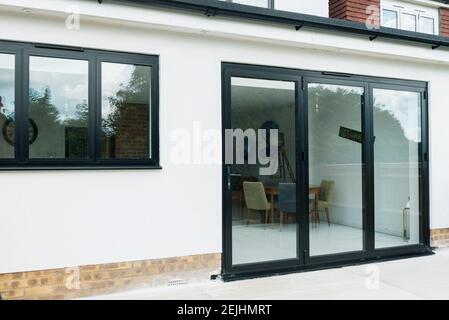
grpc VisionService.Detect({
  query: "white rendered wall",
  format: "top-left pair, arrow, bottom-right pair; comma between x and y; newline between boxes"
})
0,0 -> 448,273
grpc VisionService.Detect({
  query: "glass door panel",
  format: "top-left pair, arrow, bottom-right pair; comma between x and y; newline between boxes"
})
373,88 -> 422,248
229,77 -> 298,265
307,83 -> 364,256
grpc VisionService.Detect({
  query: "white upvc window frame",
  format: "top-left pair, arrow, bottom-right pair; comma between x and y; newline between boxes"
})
401,9 -> 418,32
381,3 -> 438,35
419,13 -> 436,35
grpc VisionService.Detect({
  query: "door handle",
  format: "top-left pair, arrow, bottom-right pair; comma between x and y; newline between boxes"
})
229,173 -> 242,177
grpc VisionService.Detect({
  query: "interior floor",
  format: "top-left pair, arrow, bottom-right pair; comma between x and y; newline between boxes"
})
232,222 -> 410,265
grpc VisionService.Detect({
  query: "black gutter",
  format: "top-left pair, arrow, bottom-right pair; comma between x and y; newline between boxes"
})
109,0 -> 449,50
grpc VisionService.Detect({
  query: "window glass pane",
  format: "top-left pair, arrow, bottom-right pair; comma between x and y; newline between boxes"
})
101,62 -> 151,160
230,77 -> 297,265
233,0 -> 269,8
0,53 -> 15,159
420,16 -> 435,34
382,9 -> 398,28
402,13 -> 417,31
308,84 -> 364,256
29,56 -> 89,159
374,89 -> 421,248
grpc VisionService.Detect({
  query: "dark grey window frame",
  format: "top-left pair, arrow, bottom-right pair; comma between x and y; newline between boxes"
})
0,40 -> 160,170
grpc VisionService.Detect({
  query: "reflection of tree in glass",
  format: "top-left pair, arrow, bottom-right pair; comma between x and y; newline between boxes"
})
373,99 -> 415,162
309,86 -> 364,164
30,87 -> 89,158
308,85 -> 416,164
30,86 -> 88,126
30,86 -> 60,131
102,66 -> 150,137
67,101 -> 88,126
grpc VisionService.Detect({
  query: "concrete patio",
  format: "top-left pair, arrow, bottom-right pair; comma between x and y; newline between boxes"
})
88,248 -> 449,300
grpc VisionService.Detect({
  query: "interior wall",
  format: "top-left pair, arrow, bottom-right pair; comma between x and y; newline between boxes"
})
308,84 -> 363,229
231,86 -> 296,181
0,4 -> 447,273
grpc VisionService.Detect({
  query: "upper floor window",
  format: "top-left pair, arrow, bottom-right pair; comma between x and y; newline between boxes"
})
382,9 -> 399,28
420,15 -> 435,35
381,1 -> 438,35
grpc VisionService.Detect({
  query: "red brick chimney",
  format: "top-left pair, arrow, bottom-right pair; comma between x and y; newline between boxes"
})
440,8 -> 449,37
329,0 -> 380,25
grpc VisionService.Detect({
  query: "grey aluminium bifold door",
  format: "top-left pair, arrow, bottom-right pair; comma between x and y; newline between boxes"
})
221,63 -> 430,279
222,64 -> 304,275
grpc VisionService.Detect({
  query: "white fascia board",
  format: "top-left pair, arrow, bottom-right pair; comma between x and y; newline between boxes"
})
1,0 -> 449,64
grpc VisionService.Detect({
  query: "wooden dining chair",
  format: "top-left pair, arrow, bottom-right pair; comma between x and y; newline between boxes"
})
243,182 -> 271,226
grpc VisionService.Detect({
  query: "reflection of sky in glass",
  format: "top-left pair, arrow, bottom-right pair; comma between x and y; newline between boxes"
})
0,53 -> 15,116
309,83 -> 364,95
232,77 -> 294,91
382,9 -> 398,28
374,89 -> 421,143
30,56 -> 88,122
101,62 -> 134,119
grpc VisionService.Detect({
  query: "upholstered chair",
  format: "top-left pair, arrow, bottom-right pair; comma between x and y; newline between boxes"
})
243,182 -> 271,225
318,180 -> 336,226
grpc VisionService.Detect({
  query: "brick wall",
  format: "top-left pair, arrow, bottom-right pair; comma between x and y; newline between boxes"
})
329,0 -> 380,25
440,8 -> 449,37
0,253 -> 221,300
102,103 -> 149,159
115,103 -> 149,159
431,228 -> 449,247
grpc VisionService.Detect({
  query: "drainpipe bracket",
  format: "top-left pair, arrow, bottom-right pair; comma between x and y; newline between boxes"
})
205,7 -> 218,17
295,24 -> 304,31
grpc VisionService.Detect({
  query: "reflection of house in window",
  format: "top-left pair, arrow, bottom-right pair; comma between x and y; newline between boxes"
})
101,63 -> 152,160
102,103 -> 149,159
